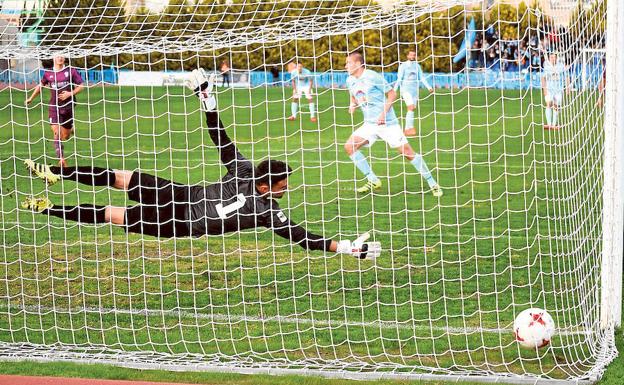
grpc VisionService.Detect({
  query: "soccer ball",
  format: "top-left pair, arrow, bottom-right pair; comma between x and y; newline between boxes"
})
513,308 -> 555,349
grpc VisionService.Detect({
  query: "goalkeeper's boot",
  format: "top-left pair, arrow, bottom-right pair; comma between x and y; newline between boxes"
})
431,184 -> 443,197
356,179 -> 382,194
24,159 -> 60,186
21,196 -> 53,213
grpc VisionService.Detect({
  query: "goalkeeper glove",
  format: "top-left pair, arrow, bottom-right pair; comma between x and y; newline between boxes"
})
336,232 -> 381,260
186,68 -> 216,111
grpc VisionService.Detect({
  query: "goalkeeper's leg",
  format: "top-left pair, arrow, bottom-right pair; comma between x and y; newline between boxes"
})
22,195 -> 125,225
25,160 -> 132,190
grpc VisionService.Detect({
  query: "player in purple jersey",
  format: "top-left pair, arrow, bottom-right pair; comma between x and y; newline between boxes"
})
25,55 -> 84,168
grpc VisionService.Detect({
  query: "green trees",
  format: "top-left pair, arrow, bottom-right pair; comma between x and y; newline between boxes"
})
31,1 -> 572,73
36,0 -> 125,67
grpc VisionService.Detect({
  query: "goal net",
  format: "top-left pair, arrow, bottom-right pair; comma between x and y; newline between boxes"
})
0,0 -> 621,383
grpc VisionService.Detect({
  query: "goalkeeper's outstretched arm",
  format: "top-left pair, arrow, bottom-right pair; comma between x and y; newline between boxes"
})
268,211 -> 381,259
187,68 -> 253,176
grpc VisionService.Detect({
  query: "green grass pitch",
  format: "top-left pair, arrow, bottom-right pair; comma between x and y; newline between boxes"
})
0,84 -> 607,380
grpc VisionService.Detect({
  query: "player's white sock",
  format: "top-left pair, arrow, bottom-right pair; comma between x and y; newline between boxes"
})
552,109 -> 558,126
405,110 -> 415,129
411,154 -> 437,188
309,103 -> 315,118
350,151 -> 379,183
291,102 -> 298,117
545,107 -> 552,126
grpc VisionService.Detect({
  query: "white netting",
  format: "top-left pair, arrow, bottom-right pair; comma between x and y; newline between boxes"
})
0,0 -> 620,383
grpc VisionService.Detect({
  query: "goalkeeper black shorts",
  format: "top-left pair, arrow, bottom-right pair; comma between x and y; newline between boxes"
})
124,171 -> 192,238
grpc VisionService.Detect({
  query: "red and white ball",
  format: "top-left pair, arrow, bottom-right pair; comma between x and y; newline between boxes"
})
513,308 -> 555,349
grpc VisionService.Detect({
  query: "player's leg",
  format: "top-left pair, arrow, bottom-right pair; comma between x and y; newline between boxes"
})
289,95 -> 299,120
58,110 -> 74,167
404,104 -> 417,136
402,91 -> 417,136
381,123 -> 442,197
59,126 -> 73,141
21,195 -> 123,225
49,124 -> 66,167
345,125 -> 381,193
25,159 -> 134,192
397,144 -> 442,197
305,88 -> 316,122
551,94 -> 562,129
25,158 -> 121,187
20,194 -> 175,236
124,203 -> 181,238
544,94 -> 553,130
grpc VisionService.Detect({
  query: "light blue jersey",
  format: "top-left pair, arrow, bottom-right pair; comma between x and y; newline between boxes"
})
347,69 -> 398,125
292,68 -> 313,88
543,61 -> 566,94
394,60 -> 431,94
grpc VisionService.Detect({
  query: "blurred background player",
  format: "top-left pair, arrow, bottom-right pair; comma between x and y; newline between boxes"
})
541,52 -> 569,130
344,52 -> 442,196
596,57 -> 606,107
287,62 -> 317,123
394,48 -> 433,136
25,55 -> 84,167
220,60 -> 231,87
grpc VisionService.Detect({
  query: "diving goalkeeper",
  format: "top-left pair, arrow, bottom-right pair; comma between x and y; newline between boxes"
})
22,69 -> 380,259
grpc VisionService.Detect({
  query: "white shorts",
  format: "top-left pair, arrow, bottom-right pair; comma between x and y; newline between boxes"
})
544,92 -> 562,106
351,122 -> 408,149
293,86 -> 313,100
401,90 -> 419,106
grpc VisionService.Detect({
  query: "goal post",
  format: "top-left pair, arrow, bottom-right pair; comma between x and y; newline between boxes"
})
0,0 -> 621,383
600,0 -> 624,329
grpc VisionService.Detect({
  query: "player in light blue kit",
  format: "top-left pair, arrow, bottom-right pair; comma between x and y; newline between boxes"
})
394,49 -> 433,136
541,52 -> 569,130
344,52 -> 442,196
287,62 -> 317,123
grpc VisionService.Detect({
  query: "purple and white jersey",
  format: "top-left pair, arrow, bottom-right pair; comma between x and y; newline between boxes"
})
40,67 -> 83,110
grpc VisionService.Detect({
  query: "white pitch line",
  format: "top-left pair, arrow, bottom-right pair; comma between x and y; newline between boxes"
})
1,304 -> 592,337
0,225 -> 604,243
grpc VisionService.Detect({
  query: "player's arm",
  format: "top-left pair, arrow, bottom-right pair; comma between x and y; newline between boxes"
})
72,68 -> 85,96
565,67 -> 572,94
349,94 -> 358,114
186,69 -> 253,177
204,110 -> 253,177
541,73 -> 548,96
267,209 -> 381,259
291,72 -> 297,92
59,83 -> 84,101
25,84 -> 42,105
418,64 -> 433,92
59,68 -> 85,101
376,73 -> 396,125
72,83 -> 85,97
378,88 -> 398,125
393,63 -> 403,92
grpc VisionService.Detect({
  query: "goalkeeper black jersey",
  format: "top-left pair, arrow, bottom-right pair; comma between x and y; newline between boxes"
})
184,110 -> 331,251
